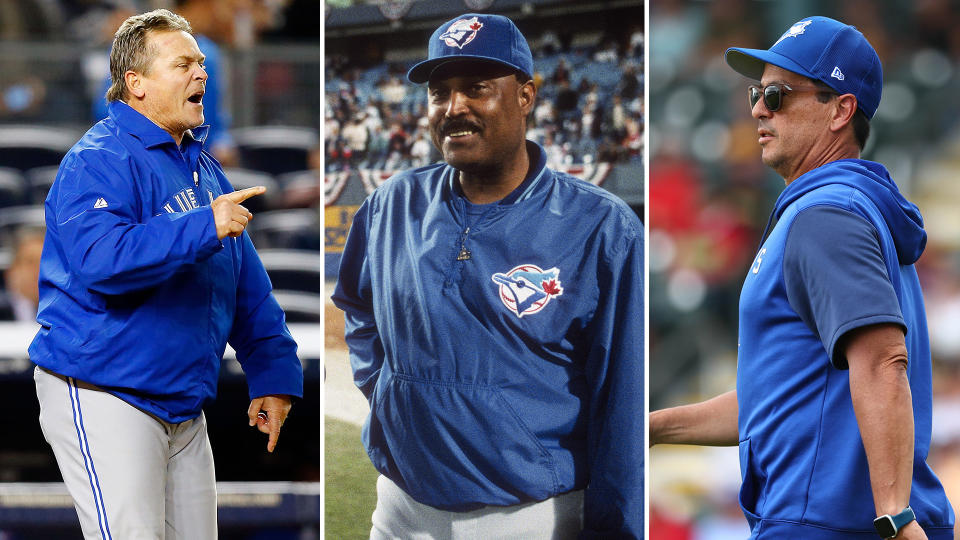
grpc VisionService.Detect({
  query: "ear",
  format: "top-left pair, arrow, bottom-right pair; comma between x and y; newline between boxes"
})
125,70 -> 145,100
518,79 -> 536,117
829,93 -> 857,134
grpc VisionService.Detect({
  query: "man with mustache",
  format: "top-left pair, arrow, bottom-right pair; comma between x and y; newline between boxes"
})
333,13 -> 644,539
650,16 -> 954,540
29,9 -> 303,538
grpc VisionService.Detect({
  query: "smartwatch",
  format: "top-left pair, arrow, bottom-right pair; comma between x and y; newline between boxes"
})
873,506 -> 916,539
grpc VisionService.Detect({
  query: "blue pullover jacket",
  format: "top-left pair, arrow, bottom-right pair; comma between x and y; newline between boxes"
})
737,159 -> 953,538
333,142 -> 644,538
29,101 -> 303,423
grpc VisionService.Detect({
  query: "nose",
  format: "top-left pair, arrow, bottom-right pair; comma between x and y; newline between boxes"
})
446,90 -> 469,117
194,64 -> 208,82
751,95 -> 770,119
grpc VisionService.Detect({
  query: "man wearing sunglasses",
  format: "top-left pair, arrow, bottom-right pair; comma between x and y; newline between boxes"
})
650,16 -> 953,540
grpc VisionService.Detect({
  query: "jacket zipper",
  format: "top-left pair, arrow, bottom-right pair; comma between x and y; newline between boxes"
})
456,227 -> 471,261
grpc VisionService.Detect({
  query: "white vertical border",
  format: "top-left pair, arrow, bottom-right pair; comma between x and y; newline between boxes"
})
318,14 -> 326,540
642,0 -> 651,537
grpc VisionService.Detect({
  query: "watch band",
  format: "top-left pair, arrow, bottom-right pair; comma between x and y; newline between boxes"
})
873,506 -> 916,539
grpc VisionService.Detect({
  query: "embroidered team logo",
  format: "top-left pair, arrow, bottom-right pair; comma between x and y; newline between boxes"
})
491,264 -> 563,318
439,17 -> 484,49
773,20 -> 812,46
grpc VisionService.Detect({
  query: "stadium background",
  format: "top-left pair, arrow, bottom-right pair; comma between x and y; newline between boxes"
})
650,1 -> 960,538
324,0 -> 643,537
0,0 -> 320,538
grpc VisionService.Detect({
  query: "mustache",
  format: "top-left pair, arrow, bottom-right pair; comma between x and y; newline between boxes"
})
438,119 -> 481,137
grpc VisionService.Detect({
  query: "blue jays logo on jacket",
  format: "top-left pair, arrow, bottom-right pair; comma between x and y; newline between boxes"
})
440,17 -> 483,49
491,264 -> 563,318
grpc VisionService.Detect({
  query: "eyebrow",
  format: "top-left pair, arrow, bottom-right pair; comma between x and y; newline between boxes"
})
171,54 -> 206,64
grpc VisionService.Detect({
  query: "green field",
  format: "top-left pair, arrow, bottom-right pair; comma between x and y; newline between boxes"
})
325,417 -> 378,539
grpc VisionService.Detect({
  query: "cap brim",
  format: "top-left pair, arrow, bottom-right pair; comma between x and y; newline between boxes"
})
407,56 -> 527,84
725,47 -> 819,83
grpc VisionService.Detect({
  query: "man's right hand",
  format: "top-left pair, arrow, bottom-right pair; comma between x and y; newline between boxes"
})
212,186 -> 266,240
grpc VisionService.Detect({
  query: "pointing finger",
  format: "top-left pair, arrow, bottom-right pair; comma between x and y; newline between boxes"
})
267,416 -> 281,453
226,186 -> 266,204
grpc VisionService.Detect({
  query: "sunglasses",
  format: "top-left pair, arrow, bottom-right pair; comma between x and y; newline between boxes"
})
748,83 -> 837,112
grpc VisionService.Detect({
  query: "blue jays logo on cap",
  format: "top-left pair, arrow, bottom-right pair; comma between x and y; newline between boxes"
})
492,264 -> 563,318
440,17 -> 484,50
407,13 -> 534,84
773,20 -> 811,46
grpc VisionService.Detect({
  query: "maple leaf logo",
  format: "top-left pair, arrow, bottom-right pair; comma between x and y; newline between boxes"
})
542,278 -> 562,296
470,22 -> 482,31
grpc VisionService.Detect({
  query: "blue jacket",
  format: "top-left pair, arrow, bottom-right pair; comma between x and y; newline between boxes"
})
29,101 -> 303,423
333,142 -> 644,538
737,159 -> 953,538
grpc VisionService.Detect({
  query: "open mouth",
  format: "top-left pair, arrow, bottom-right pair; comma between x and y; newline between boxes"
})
187,91 -> 204,104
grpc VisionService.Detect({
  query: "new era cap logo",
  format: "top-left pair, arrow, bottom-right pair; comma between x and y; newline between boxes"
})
94,197 -> 108,208
831,66 -> 845,80
773,20 -> 812,46
439,16 -> 483,49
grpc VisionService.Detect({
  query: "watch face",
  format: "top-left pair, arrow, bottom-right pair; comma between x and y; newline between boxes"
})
874,515 -> 897,538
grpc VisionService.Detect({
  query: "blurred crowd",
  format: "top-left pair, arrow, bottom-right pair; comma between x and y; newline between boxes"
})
649,0 -> 960,538
325,23 -> 644,173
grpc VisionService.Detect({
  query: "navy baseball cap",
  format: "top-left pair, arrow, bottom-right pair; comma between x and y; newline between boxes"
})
407,13 -> 534,84
725,16 -> 883,119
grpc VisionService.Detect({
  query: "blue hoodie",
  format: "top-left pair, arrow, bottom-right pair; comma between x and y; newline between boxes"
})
736,159 -> 953,538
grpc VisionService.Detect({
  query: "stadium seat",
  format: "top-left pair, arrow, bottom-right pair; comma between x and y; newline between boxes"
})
258,249 -> 321,294
222,167 -> 279,213
277,169 -> 321,208
246,208 -> 320,251
272,291 -> 322,323
231,126 -> 319,176
0,168 -> 28,208
0,205 -> 45,248
24,165 -> 58,204
0,126 -> 79,172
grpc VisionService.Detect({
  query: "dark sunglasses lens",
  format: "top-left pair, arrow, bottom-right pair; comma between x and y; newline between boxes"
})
763,85 -> 782,111
748,86 -> 760,108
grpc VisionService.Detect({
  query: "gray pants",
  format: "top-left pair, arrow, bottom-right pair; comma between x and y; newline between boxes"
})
34,366 -> 217,540
370,474 -> 584,539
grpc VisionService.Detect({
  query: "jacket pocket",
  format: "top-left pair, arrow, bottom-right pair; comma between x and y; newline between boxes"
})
367,373 -> 559,510
739,437 -> 766,533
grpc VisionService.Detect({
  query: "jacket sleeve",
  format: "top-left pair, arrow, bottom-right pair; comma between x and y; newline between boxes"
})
54,152 -> 222,295
331,199 -> 384,401
580,224 -> 645,539
228,231 -> 304,399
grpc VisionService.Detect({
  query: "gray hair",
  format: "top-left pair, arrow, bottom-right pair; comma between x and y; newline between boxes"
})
106,9 -> 192,103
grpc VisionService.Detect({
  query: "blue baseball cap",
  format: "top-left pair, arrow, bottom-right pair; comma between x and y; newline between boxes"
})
407,13 -> 534,84
725,16 -> 882,119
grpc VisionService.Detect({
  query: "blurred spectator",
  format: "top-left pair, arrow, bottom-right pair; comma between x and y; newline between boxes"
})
0,227 -> 43,322
341,116 -> 369,164
0,77 -> 46,119
552,57 -> 571,84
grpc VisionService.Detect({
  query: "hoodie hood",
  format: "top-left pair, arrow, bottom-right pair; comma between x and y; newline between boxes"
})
773,159 -> 926,264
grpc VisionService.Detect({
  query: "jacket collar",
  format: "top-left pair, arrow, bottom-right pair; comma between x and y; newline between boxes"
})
107,100 -> 210,149
446,140 -> 550,206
